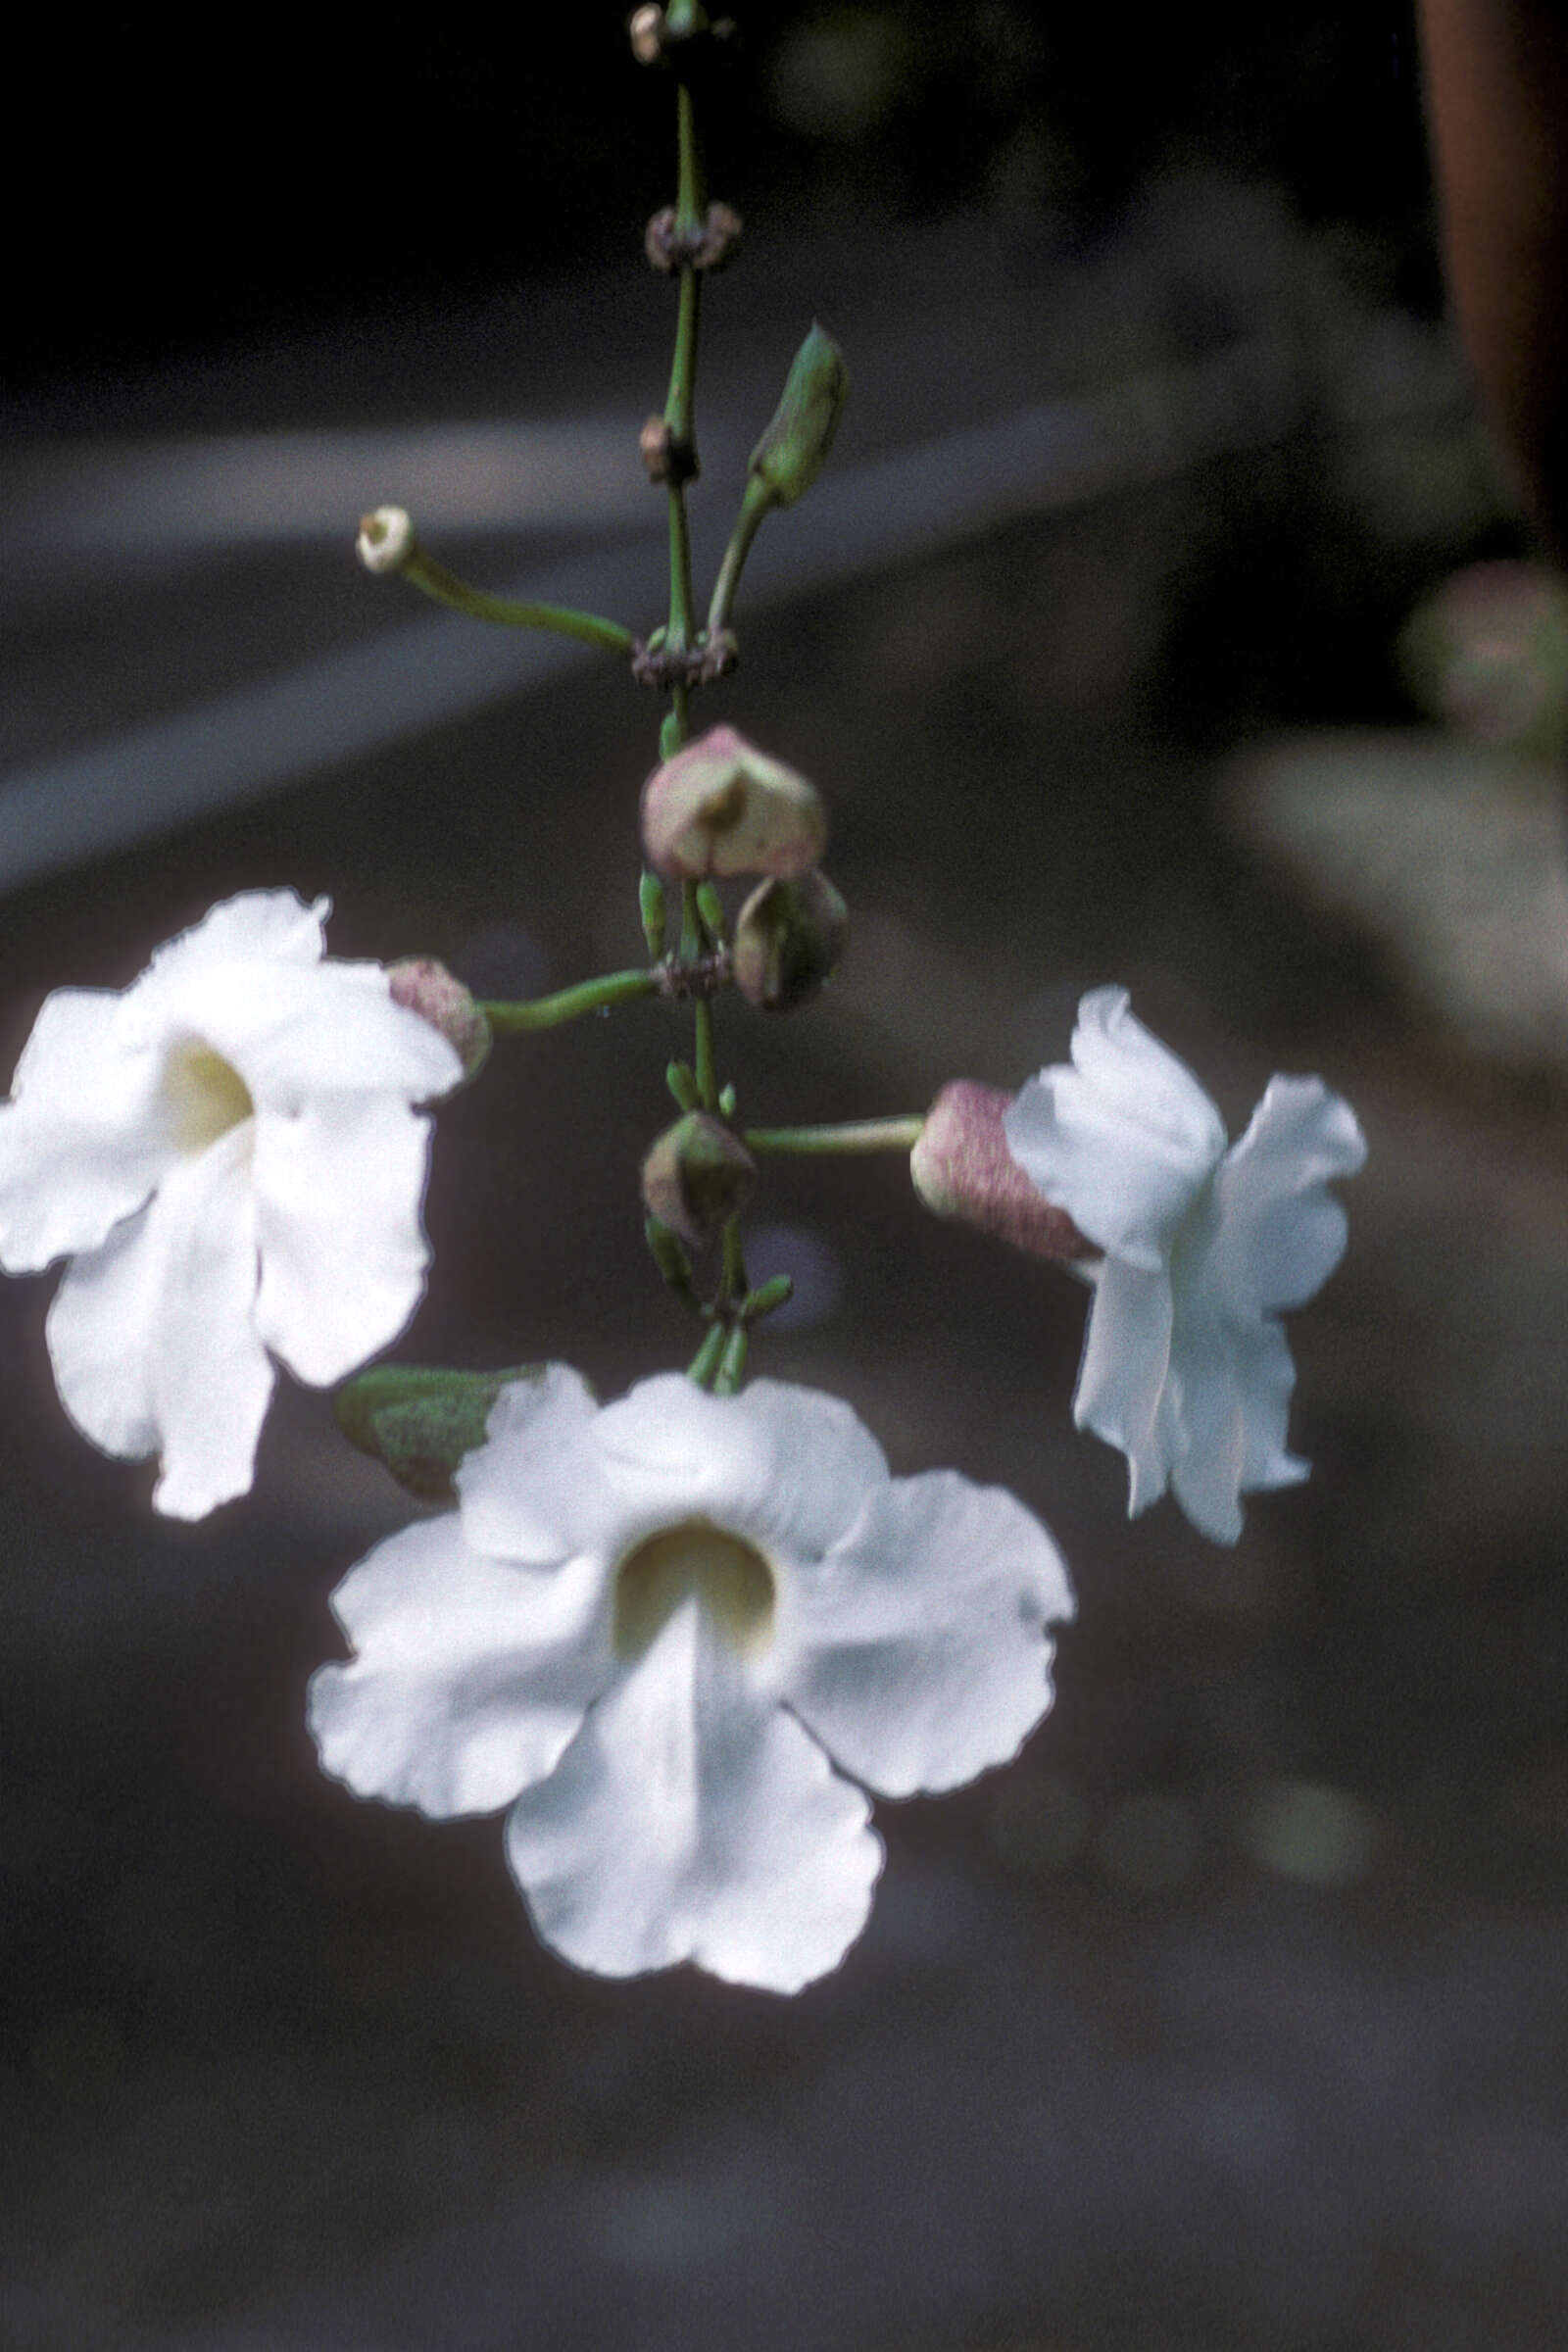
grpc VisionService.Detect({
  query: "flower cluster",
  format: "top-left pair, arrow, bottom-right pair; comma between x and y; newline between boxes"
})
0,879 -> 1365,1989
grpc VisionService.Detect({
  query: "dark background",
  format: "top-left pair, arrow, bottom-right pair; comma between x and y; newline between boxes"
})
13,6 -> 1428,406
6,8 -> 1568,2350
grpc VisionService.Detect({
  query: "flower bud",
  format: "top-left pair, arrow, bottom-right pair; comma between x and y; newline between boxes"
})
628,4 -> 664,64
748,323 -> 849,508
641,1111 -> 757,1245
387,957 -> 492,1080
641,724 -> 826,882
732,869 -> 848,1011
357,505 -> 416,575
910,1082 -> 1092,1262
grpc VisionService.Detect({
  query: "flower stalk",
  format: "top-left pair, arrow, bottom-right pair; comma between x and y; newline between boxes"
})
481,969 -> 662,1033
744,1115 -> 926,1156
358,510 -> 633,656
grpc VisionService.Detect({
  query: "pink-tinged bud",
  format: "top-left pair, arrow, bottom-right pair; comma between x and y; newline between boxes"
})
640,724 -> 827,883
642,1110 -> 757,1245
388,958 -> 491,1080
911,1081 -> 1092,1262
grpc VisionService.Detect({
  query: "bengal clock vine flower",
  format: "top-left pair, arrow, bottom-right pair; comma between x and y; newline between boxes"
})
0,891 -> 463,1519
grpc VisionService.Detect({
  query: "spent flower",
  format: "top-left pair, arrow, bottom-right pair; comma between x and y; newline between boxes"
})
310,1366 -> 1073,1993
0,891 -> 462,1519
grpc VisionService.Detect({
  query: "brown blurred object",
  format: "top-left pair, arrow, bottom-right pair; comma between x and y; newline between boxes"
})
1418,0 -> 1568,554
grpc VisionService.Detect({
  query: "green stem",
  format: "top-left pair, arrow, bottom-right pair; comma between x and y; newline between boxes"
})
687,1321 -> 727,1387
707,474 -> 777,639
713,1322 -> 749,1396
662,79 -> 705,664
693,996 -> 718,1107
402,547 -> 633,655
720,1216 -> 748,1305
743,1116 -> 926,1156
482,969 -> 660,1032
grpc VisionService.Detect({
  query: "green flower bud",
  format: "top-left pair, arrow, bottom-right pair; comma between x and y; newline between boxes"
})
641,1110 -> 757,1245
334,1364 -> 546,1501
387,957 -> 492,1080
731,868 -> 849,1011
639,869 -> 667,959
748,323 -> 849,508
641,724 -> 827,882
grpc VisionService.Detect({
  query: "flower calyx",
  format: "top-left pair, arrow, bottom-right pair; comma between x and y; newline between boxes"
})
645,201 -> 744,276
641,724 -> 825,882
641,1109 -> 757,1245
630,630 -> 738,691
387,957 -> 492,1081
732,869 -> 849,1011
628,6 -> 738,71
911,1081 -> 1094,1263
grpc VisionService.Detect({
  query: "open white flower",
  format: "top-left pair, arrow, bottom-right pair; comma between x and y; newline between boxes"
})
0,891 -> 463,1520
1003,986 -> 1366,1544
310,1367 -> 1073,1993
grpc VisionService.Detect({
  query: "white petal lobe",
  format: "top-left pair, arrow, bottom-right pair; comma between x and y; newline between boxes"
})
310,1516 -> 612,1817
505,1601 -> 882,1992
779,1471 -> 1073,1796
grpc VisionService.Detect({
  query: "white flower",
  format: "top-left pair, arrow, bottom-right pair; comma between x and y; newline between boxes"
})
310,1367 -> 1073,1994
0,891 -> 463,1520
1003,987 -> 1366,1544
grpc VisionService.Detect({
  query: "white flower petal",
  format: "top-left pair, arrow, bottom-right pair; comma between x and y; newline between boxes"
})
142,890 -> 330,989
309,1515 -> 612,1817
459,1372 -> 888,1575
456,1366 -> 617,1565
777,1471 -> 1073,1798
1210,1076 -> 1368,1315
46,1125 -> 274,1519
1004,988 -> 1227,1271
505,1599 -> 882,1992
1165,1303 -> 1306,1544
0,990 -> 172,1267
251,1096 -> 440,1387
598,1376 -> 890,1555
141,959 -> 462,1108
1073,1256 -> 1178,1518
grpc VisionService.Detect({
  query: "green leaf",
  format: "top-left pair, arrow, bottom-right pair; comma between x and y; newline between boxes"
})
333,1364 -> 547,1502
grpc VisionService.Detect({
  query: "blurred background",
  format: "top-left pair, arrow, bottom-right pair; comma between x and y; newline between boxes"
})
5,5 -> 1568,2347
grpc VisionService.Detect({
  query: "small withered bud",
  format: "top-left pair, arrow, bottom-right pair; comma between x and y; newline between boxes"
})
749,323 -> 849,508
732,869 -> 849,1012
638,414 -> 698,486
641,1110 -> 757,1245
387,957 -> 492,1081
641,723 -> 826,882
910,1082 -> 1093,1263
628,4 -> 665,63
697,627 -> 739,683
640,416 -> 674,480
357,505 -> 416,575
644,201 -> 745,274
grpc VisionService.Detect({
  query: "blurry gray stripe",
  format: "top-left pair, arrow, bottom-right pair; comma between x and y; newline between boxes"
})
0,343 -> 1310,891
4,416 -> 656,556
